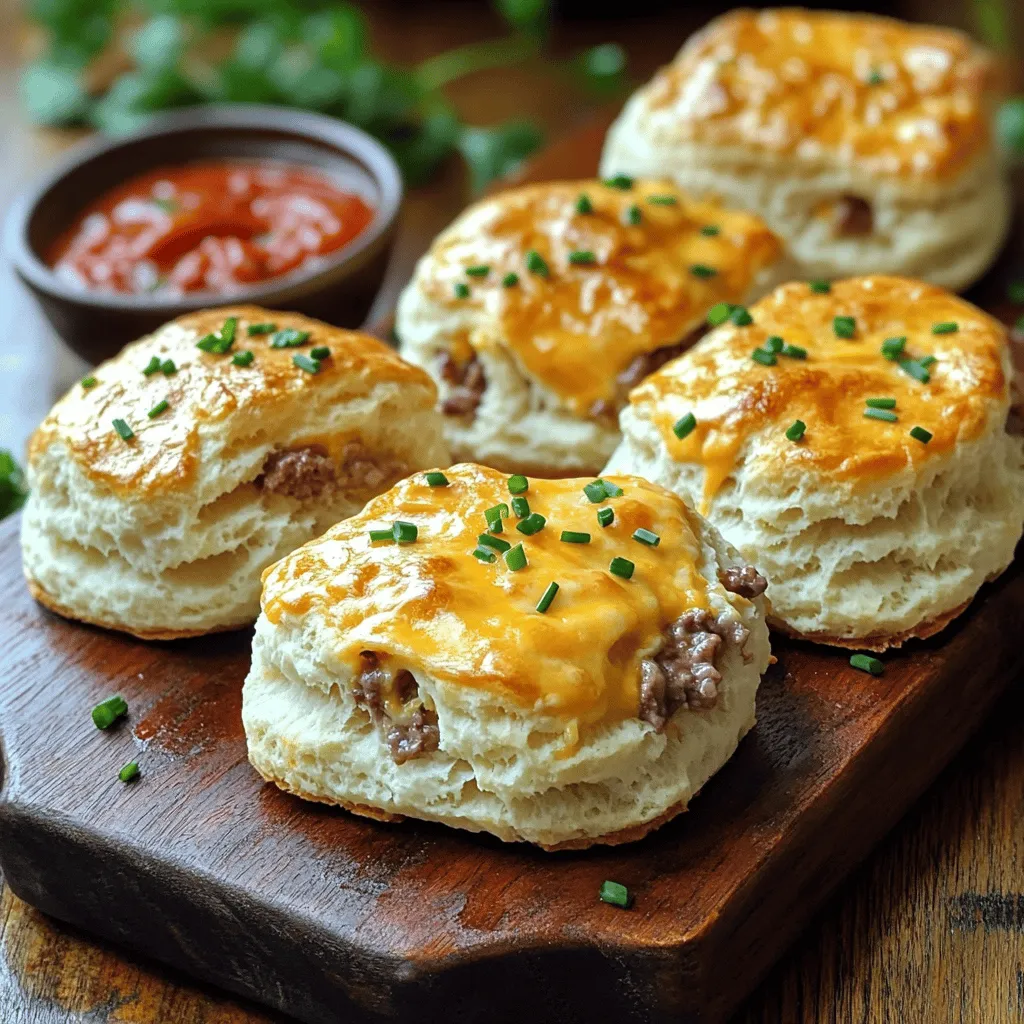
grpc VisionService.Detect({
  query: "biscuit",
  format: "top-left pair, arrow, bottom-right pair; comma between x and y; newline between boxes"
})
600,9 -> 1010,290
22,307 -> 448,639
605,276 -> 1024,649
242,463 -> 771,849
396,179 -> 784,477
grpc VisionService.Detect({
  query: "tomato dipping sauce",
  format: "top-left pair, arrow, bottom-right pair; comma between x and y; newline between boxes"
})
48,160 -> 375,296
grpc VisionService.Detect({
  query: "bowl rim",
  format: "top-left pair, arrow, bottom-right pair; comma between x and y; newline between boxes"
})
3,104 -> 403,315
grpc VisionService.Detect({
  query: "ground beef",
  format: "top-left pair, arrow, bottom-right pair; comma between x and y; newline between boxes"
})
336,440 -> 407,494
260,445 -> 336,501
834,195 -> 874,236
638,609 -> 751,731
719,565 -> 768,599
439,354 -> 486,417
355,652 -> 440,764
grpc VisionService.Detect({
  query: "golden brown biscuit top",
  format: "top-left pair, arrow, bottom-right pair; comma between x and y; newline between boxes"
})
414,179 -> 781,415
630,276 -> 1009,512
29,307 -> 433,498
639,8 -> 995,180
262,463 -> 728,728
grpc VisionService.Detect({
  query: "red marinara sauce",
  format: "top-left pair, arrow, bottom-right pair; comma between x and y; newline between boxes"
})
48,160 -> 375,296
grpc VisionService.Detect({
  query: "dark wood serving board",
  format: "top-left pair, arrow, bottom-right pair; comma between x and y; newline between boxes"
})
3,120 -> 1024,1024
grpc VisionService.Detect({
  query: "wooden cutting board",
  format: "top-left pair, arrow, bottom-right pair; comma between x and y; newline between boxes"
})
2,120 -> 1024,1024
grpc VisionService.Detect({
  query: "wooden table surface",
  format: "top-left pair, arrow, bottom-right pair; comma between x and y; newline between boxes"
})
2,2 -> 1023,1021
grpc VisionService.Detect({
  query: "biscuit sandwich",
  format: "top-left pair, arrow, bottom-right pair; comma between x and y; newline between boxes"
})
396,178 -> 784,477
601,9 -> 1009,290
242,463 -> 771,849
605,276 -> 1024,650
22,307 -> 448,639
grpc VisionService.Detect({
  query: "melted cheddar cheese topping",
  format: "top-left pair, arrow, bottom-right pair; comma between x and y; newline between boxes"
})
630,276 -> 1009,512
262,463 -> 718,726
416,179 -> 781,415
29,306 -> 433,498
641,9 -> 994,180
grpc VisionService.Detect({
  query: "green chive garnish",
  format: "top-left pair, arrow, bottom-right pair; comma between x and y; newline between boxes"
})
143,355 -> 162,376
599,880 -> 631,909
560,530 -> 591,544
785,419 -> 805,442
632,528 -> 660,547
511,496 -> 531,518
584,481 -> 608,503
833,316 -> 856,339
508,474 -> 529,494
881,336 -> 906,360
647,194 -> 678,206
603,174 -> 633,189
231,350 -> 254,367
864,408 -> 898,422
82,376 -> 97,389
932,321 -> 958,334
700,224 -> 720,235
112,418 -> 134,441
92,695 -> 128,730
867,69 -> 884,85
466,265 -> 490,277
568,250 -> 597,265
516,513 -> 546,536
270,328 -> 310,349
536,582 -> 559,613
752,349 -> 777,366
609,557 -> 634,580
764,335 -> 784,353
392,521 -> 418,543
220,317 -> 237,344
502,272 -> 520,287
504,543 -> 527,571
707,302 -> 732,326
247,322 -> 277,336
597,507 -> 614,527
920,355 -> 937,368
866,397 -> 897,409
809,280 -> 831,293
293,354 -> 321,374
454,282 -> 470,299
478,533 -> 511,553
689,264 -> 716,278
310,346 -> 330,360
899,359 -> 930,384
119,761 -> 140,784
485,503 -> 509,528
599,479 -> 623,497
910,425 -> 933,444
850,653 -> 884,675
624,204 -> 642,226
525,250 -> 549,277
425,471 -> 449,487
473,547 -> 496,563
369,529 -> 393,542
196,331 -> 234,354
161,359 -> 176,375
731,306 -> 753,326
147,400 -> 169,419
575,193 -> 593,214
673,412 -> 697,439
781,344 -> 807,359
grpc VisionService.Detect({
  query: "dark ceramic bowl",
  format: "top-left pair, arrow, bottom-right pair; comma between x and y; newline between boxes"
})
4,105 -> 403,364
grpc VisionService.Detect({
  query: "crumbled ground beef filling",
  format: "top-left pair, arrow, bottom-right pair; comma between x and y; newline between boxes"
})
638,609 -> 752,731
260,445 -> 336,501
336,440 -> 407,494
355,652 -> 440,764
719,565 -> 768,599
834,195 -> 874,236
439,354 -> 486,417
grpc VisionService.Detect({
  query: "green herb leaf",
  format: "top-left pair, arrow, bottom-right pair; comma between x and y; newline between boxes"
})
0,450 -> 28,520
19,60 -> 88,126
457,120 -> 543,195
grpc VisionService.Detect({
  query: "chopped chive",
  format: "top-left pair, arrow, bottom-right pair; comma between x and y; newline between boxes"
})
160,359 -> 177,375
632,528 -> 660,547
112,418 -> 134,441
502,272 -> 520,287
575,193 -> 593,214
118,761 -> 140,783
707,302 -> 732,326
511,496 -> 531,518
81,375 -> 97,389
232,350 -> 254,367
689,263 -> 716,278
392,521 -> 418,543
603,174 -> 633,189
731,306 -> 753,326
899,359 -> 930,384
647,194 -> 678,206
850,653 -> 884,675
560,530 -> 591,544
220,317 -> 237,345
599,880 -> 631,909
454,282 -> 471,299
478,533 -> 511,553
485,503 -> 509,528
866,397 -> 897,409
196,331 -> 233,354
700,224 -> 720,235
525,250 -> 549,277
1008,281 -> 1024,304
609,556 -> 635,580
516,513 -> 547,536
624,204 -> 642,226
508,474 -> 529,494
785,419 -> 806,442
781,344 -> 807,359
809,280 -> 831,293
147,400 -> 169,419
369,529 -> 393,542
247,322 -> 277,336
466,264 -> 490,277
293,353 -> 321,374
310,346 -> 330,360
764,335 -> 784,353
599,479 -> 623,497
597,507 -> 614,527
270,328 -> 311,349
584,480 -> 608,502
487,519 -> 503,534
504,543 -> 527,571
866,69 -> 884,85
833,316 -> 856,339
473,547 -> 496,563
568,250 -> 597,265
919,355 -> 937,368
425,471 -> 449,487
142,355 -> 162,376
752,348 -> 777,366
932,321 -> 958,334
864,408 -> 898,422
92,695 -> 127,730
536,581 -> 559,613
673,412 -> 697,439
881,336 -> 906,360
910,425 -> 933,444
